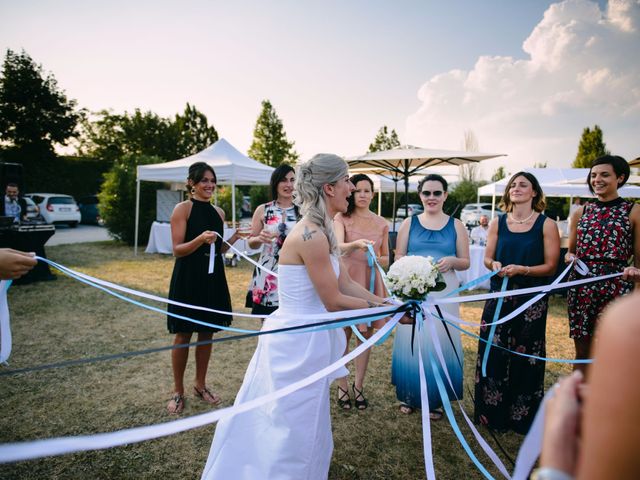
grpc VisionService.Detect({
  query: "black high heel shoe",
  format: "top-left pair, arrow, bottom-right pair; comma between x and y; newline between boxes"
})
352,383 -> 368,410
337,386 -> 351,410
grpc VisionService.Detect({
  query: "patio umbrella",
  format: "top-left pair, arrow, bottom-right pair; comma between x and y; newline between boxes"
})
346,145 -> 505,227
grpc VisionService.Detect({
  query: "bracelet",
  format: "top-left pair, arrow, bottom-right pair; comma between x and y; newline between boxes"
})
530,467 -> 574,480
524,265 -> 531,276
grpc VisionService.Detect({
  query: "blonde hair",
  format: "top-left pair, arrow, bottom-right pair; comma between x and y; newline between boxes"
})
294,153 -> 348,254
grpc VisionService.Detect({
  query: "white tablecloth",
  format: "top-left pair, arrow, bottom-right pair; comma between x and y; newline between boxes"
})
145,221 -> 255,255
455,245 -> 491,290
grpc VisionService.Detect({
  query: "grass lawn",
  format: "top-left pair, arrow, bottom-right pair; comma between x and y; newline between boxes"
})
0,242 -> 574,479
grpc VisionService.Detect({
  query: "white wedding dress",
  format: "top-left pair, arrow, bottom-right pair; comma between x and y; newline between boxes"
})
202,256 -> 347,480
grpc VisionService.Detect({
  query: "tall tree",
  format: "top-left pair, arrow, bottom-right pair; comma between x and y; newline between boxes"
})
368,126 -> 400,152
174,103 -> 218,158
0,49 -> 80,155
572,125 -> 609,168
459,130 -> 480,182
248,100 -> 298,166
491,166 -> 507,182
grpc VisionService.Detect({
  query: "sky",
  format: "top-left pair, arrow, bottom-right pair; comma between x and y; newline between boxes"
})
0,0 -> 638,179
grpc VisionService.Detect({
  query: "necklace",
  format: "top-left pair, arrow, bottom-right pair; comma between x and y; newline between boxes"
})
509,210 -> 535,224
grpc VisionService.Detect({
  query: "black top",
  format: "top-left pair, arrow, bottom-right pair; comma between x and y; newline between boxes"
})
167,199 -> 232,333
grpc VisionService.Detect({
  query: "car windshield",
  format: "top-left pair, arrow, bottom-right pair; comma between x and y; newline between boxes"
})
49,197 -> 75,205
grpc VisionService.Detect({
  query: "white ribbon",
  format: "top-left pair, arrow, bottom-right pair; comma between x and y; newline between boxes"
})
214,232 -> 278,278
207,243 -> 215,274
0,313 -> 402,463
0,281 -> 11,365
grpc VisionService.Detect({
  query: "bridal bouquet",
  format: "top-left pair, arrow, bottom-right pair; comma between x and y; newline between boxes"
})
386,255 -> 446,301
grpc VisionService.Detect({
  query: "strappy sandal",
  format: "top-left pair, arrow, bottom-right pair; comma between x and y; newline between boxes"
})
194,386 -> 222,406
167,393 -> 185,415
352,383 -> 368,410
429,408 -> 444,421
337,386 -> 351,410
399,403 -> 414,415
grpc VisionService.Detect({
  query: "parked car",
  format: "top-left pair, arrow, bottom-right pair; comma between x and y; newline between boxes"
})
25,193 -> 81,227
460,203 -> 504,226
22,196 -> 45,222
77,195 -> 105,226
395,203 -> 424,218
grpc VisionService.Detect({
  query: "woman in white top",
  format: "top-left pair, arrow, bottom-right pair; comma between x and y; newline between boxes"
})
202,153 -> 391,480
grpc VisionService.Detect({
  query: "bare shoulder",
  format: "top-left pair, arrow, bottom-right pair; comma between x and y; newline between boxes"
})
171,200 -> 192,218
629,202 -> 640,220
453,217 -> 466,231
280,220 -> 330,264
213,205 -> 226,221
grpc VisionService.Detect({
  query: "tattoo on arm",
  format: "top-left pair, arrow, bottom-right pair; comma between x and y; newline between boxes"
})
302,226 -> 317,241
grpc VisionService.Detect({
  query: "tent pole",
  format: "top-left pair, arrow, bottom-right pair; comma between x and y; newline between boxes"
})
392,181 -> 398,231
134,180 -> 141,256
231,177 -> 236,227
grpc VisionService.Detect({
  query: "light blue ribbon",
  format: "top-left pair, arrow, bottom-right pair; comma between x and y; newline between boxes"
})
428,349 -> 495,479
481,276 -> 508,377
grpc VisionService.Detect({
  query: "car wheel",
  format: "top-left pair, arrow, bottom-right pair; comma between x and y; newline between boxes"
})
68,222 -> 78,228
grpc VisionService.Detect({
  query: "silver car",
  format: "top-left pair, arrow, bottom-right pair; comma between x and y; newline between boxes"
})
460,203 -> 503,226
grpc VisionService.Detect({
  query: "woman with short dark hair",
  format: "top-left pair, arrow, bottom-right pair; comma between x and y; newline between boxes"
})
474,171 -> 560,434
566,155 -> 640,373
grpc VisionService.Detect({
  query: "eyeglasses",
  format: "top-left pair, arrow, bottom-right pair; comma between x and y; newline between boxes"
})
420,190 -> 444,197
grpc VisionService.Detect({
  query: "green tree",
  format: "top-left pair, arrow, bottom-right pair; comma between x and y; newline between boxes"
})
248,100 -> 298,166
0,49 -> 80,153
572,125 -> 609,168
174,103 -> 218,158
98,154 -> 160,244
79,109 -> 178,164
491,166 -> 507,182
368,126 -> 400,152
216,186 -> 244,222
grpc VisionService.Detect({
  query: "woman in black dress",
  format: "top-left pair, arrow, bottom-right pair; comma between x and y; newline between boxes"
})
166,162 -> 239,414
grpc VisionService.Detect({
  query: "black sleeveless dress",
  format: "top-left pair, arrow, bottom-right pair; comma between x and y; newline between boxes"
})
474,213 -> 551,434
167,199 -> 232,333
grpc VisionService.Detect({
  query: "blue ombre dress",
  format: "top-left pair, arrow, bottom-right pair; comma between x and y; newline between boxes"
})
391,215 -> 464,410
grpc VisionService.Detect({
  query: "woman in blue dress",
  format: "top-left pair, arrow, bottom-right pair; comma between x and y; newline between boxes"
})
391,174 -> 470,417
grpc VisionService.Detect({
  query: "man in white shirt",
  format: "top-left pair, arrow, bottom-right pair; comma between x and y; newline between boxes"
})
470,214 -> 489,245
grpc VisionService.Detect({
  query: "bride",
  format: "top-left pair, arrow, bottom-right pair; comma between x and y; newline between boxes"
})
201,154 -> 390,479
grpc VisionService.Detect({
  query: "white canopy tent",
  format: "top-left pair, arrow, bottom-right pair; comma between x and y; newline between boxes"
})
477,168 -> 640,217
134,138 -> 274,254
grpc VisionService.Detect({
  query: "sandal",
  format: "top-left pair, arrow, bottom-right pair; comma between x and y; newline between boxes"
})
337,386 -> 351,410
399,404 -> 414,415
194,386 -> 222,405
167,393 -> 185,415
429,408 -> 444,421
352,383 -> 368,410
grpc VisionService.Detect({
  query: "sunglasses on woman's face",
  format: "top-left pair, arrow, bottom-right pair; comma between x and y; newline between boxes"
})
420,190 -> 444,197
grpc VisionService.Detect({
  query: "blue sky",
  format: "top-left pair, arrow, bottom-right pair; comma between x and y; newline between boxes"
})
0,0 -> 637,178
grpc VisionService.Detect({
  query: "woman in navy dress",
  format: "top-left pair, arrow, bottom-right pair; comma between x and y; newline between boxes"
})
391,174 -> 469,418
166,162 -> 240,414
474,172 -> 559,434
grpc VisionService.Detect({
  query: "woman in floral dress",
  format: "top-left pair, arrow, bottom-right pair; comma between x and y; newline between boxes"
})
246,164 -> 301,315
474,172 -> 559,434
566,155 -> 640,373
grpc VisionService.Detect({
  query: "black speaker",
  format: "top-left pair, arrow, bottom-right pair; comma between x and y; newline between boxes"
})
0,162 -> 24,191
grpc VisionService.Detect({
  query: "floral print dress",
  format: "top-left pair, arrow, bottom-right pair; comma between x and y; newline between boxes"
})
474,214 -> 549,434
567,198 -> 634,339
248,201 -> 299,310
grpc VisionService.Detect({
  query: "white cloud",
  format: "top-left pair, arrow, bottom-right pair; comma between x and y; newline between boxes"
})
405,0 -> 640,178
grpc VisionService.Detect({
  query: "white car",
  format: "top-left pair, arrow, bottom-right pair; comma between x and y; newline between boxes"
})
25,193 -> 81,227
460,203 -> 503,226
